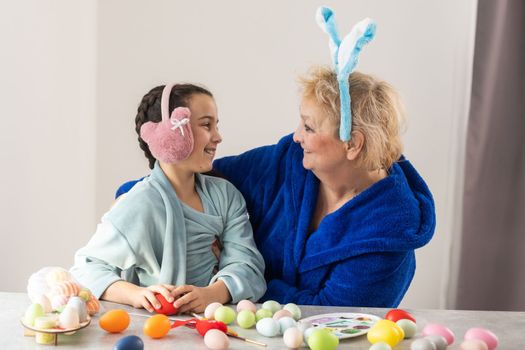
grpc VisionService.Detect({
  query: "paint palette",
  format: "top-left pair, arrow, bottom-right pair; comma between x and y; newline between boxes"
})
300,312 -> 381,339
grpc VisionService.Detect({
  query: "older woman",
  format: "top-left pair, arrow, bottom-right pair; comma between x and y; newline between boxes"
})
212,67 -> 435,307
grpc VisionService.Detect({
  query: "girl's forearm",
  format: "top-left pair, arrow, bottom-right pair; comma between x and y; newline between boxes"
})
101,280 -> 141,307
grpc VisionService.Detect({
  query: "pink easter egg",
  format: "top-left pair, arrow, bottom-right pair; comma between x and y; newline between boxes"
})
464,328 -> 498,350
203,328 -> 230,350
422,323 -> 455,345
460,339 -> 489,350
236,300 -> 257,313
272,309 -> 293,320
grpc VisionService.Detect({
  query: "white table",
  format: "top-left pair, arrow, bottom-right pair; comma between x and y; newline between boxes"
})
1,292 -> 523,349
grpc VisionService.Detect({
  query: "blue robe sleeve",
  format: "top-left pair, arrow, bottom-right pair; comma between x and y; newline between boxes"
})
210,182 -> 267,302
264,251 -> 414,307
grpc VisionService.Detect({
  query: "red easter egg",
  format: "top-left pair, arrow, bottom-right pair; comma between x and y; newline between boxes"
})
385,309 -> 416,323
153,293 -> 179,315
195,319 -> 228,337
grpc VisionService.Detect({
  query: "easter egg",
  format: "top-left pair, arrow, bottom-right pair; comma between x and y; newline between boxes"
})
367,320 -> 402,347
214,306 -> 236,325
195,319 -> 228,336
204,328 -> 230,350
99,309 -> 130,333
59,306 -> 80,329
422,323 -> 455,345
411,338 -> 437,350
283,327 -> 303,349
369,342 -> 393,350
283,303 -> 302,320
153,293 -> 178,315
273,309 -> 293,320
78,289 -> 91,302
261,300 -> 281,314
237,310 -> 256,328
51,294 -> 69,310
425,335 -> 448,350
278,316 -> 297,334
67,296 -> 88,322
113,335 -> 144,350
385,309 -> 416,323
304,327 -> 316,342
460,339 -> 489,350
464,327 -> 498,350
256,317 -> 280,337
205,302 -> 223,319
255,308 -> 273,321
307,328 -> 339,350
143,314 -> 171,339
396,319 -> 417,338
34,294 -> 52,313
236,299 -> 257,313
296,320 -> 312,333
24,303 -> 45,326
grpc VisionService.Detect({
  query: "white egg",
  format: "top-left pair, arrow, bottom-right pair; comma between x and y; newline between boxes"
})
278,316 -> 297,334
34,294 -> 52,313
397,319 -> 417,338
67,296 -> 88,322
303,327 -> 317,341
59,306 -> 80,329
204,302 -> 223,319
370,342 -> 393,350
256,317 -> 280,337
411,338 -> 437,350
283,327 -> 304,349
425,335 -> 448,350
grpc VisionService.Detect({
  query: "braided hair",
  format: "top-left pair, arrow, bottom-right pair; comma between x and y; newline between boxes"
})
135,84 -> 213,169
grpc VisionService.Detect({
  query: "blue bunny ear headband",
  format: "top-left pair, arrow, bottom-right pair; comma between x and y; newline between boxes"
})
316,7 -> 376,141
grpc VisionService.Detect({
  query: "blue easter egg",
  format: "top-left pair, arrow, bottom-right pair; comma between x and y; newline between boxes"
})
113,335 -> 144,350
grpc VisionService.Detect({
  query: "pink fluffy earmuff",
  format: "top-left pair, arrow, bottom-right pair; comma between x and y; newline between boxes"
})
140,84 -> 194,163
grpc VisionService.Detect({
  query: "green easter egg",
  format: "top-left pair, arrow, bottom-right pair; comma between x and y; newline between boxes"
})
255,308 -> 273,321
261,300 -> 281,314
24,303 -> 45,326
283,303 -> 302,320
307,328 -> 339,350
214,306 -> 236,324
237,310 -> 256,328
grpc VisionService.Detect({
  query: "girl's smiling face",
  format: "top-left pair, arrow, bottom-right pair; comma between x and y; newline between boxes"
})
183,93 -> 222,172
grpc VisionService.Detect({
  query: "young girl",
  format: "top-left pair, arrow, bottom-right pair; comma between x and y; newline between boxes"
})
71,83 -> 266,313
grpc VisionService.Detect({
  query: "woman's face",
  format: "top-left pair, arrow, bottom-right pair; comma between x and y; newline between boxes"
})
293,97 -> 347,173
183,93 -> 222,173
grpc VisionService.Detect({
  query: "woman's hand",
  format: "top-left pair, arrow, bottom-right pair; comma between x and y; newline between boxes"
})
172,280 -> 231,314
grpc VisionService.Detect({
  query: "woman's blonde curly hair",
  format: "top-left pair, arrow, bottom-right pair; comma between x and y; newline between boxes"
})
299,66 -> 406,171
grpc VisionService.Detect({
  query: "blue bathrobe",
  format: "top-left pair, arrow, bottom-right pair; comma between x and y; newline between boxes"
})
212,134 -> 435,307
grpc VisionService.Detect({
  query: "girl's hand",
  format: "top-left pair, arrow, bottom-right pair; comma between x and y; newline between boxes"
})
172,280 -> 231,314
131,284 -> 176,312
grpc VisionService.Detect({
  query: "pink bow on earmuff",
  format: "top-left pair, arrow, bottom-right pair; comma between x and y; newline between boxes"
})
140,84 -> 194,164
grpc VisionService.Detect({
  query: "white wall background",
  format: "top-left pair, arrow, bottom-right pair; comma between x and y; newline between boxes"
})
0,0 -> 477,309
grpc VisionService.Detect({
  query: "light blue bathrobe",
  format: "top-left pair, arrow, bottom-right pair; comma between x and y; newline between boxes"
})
71,162 -> 266,302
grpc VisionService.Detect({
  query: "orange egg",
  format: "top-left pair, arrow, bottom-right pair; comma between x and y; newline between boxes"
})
143,314 -> 171,339
99,309 -> 130,333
